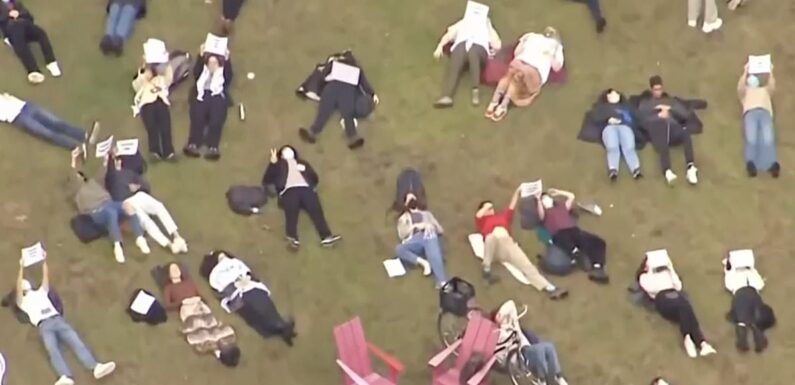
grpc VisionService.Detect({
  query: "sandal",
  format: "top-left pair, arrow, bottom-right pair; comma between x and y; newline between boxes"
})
491,105 -> 507,122
484,102 -> 498,119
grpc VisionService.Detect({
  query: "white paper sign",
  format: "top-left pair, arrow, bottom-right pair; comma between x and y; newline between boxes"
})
115,139 -> 139,156
645,249 -> 671,268
382,258 -> 407,278
463,1 -> 489,22
129,290 -> 156,315
143,38 -> 169,64
747,54 -> 771,74
328,61 -> 361,85
728,249 -> 755,268
203,33 -> 228,56
468,233 -> 531,285
20,242 -> 46,267
95,136 -> 114,158
519,180 -> 543,198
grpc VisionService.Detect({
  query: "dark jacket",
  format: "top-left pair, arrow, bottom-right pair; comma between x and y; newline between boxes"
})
105,157 -> 150,202
296,51 -> 376,101
261,146 -> 319,195
189,53 -> 234,103
106,0 -> 147,19
630,90 -> 706,136
578,92 -> 648,149
0,1 -> 34,36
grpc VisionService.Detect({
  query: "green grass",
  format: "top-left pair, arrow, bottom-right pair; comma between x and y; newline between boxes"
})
2,0 -> 795,384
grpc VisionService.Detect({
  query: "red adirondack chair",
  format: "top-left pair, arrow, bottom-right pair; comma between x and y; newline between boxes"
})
428,314 -> 500,385
334,317 -> 406,385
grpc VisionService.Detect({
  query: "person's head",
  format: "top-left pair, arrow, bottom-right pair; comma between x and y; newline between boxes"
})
168,263 -> 182,283
205,54 -> 225,72
476,201 -> 494,217
649,75 -> 664,98
20,279 -> 32,296
604,88 -> 622,104
539,193 -> 555,209
542,26 -> 560,43
216,345 -> 241,367
279,145 -> 297,161
746,74 -> 760,88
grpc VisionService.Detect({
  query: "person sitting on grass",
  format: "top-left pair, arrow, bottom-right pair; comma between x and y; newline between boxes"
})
590,88 -> 642,181
0,0 -> 61,84
395,193 -> 448,288
493,300 -> 570,385
262,145 -> 342,249
637,251 -> 717,358
475,187 -> 568,300
432,3 -> 501,108
0,93 -> 98,151
722,251 -> 774,353
105,153 -> 188,255
737,63 -> 779,178
536,188 -> 609,283
636,75 -> 699,185
15,260 -> 117,385
100,0 -> 147,56
485,27 -> 563,122
69,149 -> 150,263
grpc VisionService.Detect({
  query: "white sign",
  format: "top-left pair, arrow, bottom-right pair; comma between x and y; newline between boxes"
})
115,139 -> 139,156
519,180 -> 542,198
20,242 -> 46,267
95,136 -> 114,158
203,33 -> 228,56
728,249 -> 755,268
645,249 -> 671,269
129,290 -> 156,315
327,61 -> 361,85
747,54 -> 771,74
143,38 -> 169,64
382,258 -> 407,278
463,1 -> 489,22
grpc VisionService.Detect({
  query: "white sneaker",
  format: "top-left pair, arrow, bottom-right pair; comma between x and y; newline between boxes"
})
46,61 -> 62,77
665,169 -> 677,184
557,376 -> 569,385
684,334 -> 698,358
113,243 -> 126,263
699,341 -> 717,356
687,19 -> 697,28
416,257 -> 432,276
54,376 -> 75,385
686,165 -> 698,185
174,236 -> 188,253
702,18 -> 723,33
27,72 -> 45,84
93,361 -> 116,379
136,237 -> 151,255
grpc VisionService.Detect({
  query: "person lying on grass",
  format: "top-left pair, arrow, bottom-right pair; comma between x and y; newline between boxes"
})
395,193 -> 448,288
0,93 -> 97,152
590,88 -> 642,181
737,63 -> 779,178
0,0 -> 62,83
722,251 -> 774,353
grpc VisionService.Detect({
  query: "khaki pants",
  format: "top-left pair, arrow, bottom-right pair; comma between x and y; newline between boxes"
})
483,233 -> 552,291
687,0 -> 719,23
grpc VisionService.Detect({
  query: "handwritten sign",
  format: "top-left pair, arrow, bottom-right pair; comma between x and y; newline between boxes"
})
95,136 -> 114,158
21,242 -> 46,267
143,38 -> 169,64
115,139 -> 139,156
747,54 -> 771,74
519,180 -> 542,198
203,33 -> 228,56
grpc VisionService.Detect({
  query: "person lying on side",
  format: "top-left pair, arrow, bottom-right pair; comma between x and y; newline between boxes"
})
590,88 -> 642,180
737,63 -> 779,178
69,149 -> 150,263
722,252 -> 774,352
15,260 -> 116,385
0,0 -> 61,83
395,193 -> 448,288
475,188 -> 568,300
105,153 -> 188,255
637,252 -> 716,358
0,93 -> 97,151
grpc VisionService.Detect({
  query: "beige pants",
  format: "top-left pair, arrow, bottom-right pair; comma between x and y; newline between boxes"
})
483,233 -> 552,291
688,0 -> 719,23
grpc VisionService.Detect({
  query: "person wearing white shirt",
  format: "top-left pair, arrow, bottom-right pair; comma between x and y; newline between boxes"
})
432,14 -> 501,108
485,27 -> 564,121
183,45 -> 233,161
15,260 -> 116,385
722,252 -> 774,352
637,252 -> 717,358
0,93 -> 95,151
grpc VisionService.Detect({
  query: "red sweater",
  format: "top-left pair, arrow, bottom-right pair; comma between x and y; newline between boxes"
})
475,208 -> 514,236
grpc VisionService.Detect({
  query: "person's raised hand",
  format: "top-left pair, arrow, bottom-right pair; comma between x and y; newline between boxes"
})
433,47 -> 443,60
269,148 -> 278,163
547,188 -> 559,195
743,62 -> 749,74
9,10 -> 19,19
608,117 -> 621,125
18,257 -> 25,269
373,94 -> 380,105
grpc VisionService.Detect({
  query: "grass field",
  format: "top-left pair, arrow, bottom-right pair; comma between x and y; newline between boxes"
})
2,0 -> 795,384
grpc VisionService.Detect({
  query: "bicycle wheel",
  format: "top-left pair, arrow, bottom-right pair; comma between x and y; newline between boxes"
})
436,310 -> 468,348
506,349 -> 543,385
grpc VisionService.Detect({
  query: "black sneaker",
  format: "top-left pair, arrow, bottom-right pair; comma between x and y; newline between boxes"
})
320,234 -> 342,247
546,287 -> 568,300
769,162 -> 780,179
298,128 -> 317,144
286,237 -> 300,249
204,147 -> 221,161
608,169 -> 618,182
746,162 -> 757,177
347,137 -> 365,150
150,152 -> 162,161
596,18 -> 607,33
735,325 -> 749,352
588,268 -> 610,284
183,144 -> 201,158
99,36 -> 112,55
751,326 -> 768,352
632,169 -> 643,179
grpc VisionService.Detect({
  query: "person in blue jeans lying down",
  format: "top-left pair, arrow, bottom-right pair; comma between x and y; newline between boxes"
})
100,0 -> 147,55
394,193 -> 448,288
590,88 -> 642,181
0,93 -> 96,151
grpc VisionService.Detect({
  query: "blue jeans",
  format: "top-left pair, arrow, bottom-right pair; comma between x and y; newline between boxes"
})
602,124 -> 640,172
14,104 -> 85,150
521,342 -> 562,378
38,317 -> 98,378
395,233 -> 447,285
743,108 -> 776,171
104,3 -> 139,42
88,201 -> 143,242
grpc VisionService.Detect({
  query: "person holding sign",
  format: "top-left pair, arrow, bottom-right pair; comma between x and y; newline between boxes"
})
475,188 -> 568,300
133,38 -> 176,160
737,62 -> 778,178
722,250 -> 774,353
100,0 -> 147,56
0,93 -> 96,151
0,0 -> 61,83
433,1 -> 501,108
15,260 -> 117,385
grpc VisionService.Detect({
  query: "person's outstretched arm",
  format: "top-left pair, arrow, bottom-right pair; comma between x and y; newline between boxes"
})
767,66 -> 775,93
737,65 -> 748,98
40,260 -> 50,292
507,187 -> 521,211
536,196 -> 545,221
433,20 -> 459,58
15,259 -> 24,306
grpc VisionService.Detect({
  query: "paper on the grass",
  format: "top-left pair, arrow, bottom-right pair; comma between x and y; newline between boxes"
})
645,249 -> 671,268
203,33 -> 228,56
115,139 -> 139,156
327,61 -> 361,85
382,258 -> 407,278
95,136 -> 114,158
577,202 -> 602,216
747,54 -> 771,74
463,1 -> 489,22
728,249 -> 755,268
519,180 -> 542,198
129,290 -> 156,315
20,242 -> 45,267
143,38 -> 169,64
468,233 -> 531,285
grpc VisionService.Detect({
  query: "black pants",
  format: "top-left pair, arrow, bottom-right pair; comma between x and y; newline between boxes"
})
280,186 -> 332,240
646,120 -> 695,173
222,0 -> 245,20
188,92 -> 228,148
654,289 -> 705,345
551,227 -> 606,267
236,288 -> 290,338
572,0 -> 604,22
140,99 -> 174,157
6,21 -> 56,74
309,81 -> 359,138
731,287 -> 763,326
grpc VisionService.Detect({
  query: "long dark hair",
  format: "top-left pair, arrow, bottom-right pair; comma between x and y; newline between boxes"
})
598,88 -> 626,103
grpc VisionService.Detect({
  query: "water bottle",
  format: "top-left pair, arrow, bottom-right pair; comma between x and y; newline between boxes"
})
239,103 -> 246,121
